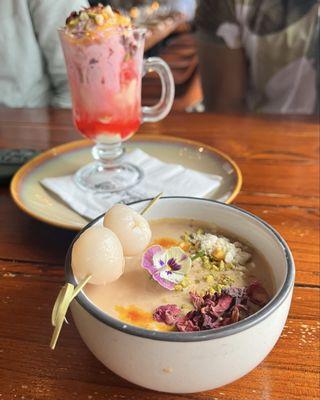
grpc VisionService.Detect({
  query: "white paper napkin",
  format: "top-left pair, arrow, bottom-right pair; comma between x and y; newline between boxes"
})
41,148 -> 222,220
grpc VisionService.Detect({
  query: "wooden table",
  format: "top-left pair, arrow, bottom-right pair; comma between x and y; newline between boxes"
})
0,109 -> 319,400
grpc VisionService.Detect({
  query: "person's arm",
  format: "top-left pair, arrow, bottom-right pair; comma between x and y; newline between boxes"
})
28,0 -> 89,108
197,37 -> 247,112
195,0 -> 248,112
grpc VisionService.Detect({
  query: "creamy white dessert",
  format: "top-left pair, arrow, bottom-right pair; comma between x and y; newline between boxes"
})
83,218 -> 273,331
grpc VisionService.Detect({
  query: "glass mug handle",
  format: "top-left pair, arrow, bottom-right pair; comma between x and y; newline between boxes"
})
142,57 -> 175,123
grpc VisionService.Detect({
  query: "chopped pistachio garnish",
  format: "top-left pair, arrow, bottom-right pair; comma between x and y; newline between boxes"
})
64,4 -> 132,39
219,260 -> 225,270
210,284 -> 225,294
182,233 -> 190,242
225,262 -> 235,270
219,274 -> 235,286
95,14 -> 104,26
206,275 -> 215,284
180,276 -> 190,288
202,256 -> 213,270
79,11 -> 89,21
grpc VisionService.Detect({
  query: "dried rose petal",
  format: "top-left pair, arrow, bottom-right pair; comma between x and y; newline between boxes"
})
153,282 -> 269,332
247,281 -> 270,307
225,286 -> 248,301
211,294 -> 233,314
176,316 -> 200,332
190,292 -> 204,309
202,313 -> 219,330
231,306 -> 240,322
153,304 -> 181,325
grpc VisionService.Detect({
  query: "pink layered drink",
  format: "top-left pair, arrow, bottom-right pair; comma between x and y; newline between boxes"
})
60,6 -> 144,141
59,5 -> 174,193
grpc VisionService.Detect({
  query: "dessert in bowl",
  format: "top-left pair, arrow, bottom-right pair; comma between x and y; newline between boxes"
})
65,197 -> 294,393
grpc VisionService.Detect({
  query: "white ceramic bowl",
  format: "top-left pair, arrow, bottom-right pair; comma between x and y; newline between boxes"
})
65,197 -> 295,393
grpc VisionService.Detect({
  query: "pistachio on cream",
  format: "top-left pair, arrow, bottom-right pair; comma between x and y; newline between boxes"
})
64,4 -> 132,39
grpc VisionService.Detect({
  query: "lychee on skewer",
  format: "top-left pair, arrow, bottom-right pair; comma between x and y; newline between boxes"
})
71,225 -> 125,285
103,204 -> 152,257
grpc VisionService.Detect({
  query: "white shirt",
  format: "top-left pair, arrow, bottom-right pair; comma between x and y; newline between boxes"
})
0,0 -> 88,108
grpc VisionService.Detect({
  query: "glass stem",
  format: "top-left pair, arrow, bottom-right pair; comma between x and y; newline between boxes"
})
91,141 -> 124,167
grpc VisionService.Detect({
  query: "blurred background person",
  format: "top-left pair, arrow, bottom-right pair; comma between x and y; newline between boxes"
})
164,0 -> 196,21
196,0 -> 319,114
0,0 -> 88,108
92,0 -> 197,20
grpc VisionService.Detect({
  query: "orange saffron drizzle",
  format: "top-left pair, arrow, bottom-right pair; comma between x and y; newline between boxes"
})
115,305 -> 173,331
151,237 -> 179,248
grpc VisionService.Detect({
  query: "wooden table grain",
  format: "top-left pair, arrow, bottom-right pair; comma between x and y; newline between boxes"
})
0,108 -> 319,400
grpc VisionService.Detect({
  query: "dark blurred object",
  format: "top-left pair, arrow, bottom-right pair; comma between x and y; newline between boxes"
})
195,0 -> 318,115
89,0 -> 108,6
144,12 -> 186,51
143,33 -> 202,111
0,149 -> 40,185
89,1 -> 155,9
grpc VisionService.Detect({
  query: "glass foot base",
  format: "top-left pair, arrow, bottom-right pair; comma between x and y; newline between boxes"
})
74,161 -> 144,193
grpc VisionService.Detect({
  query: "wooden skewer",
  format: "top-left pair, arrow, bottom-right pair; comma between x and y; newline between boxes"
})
50,275 -> 92,350
141,192 -> 163,216
50,283 -> 74,350
50,193 -> 163,350
72,274 -> 92,300
51,283 -> 73,327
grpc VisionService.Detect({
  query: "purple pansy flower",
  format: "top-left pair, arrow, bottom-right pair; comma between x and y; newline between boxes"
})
142,245 -> 191,290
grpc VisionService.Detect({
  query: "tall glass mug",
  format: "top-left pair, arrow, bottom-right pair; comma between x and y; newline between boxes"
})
59,28 -> 174,193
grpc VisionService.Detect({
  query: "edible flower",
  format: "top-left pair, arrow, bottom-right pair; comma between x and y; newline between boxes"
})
142,245 -> 191,290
